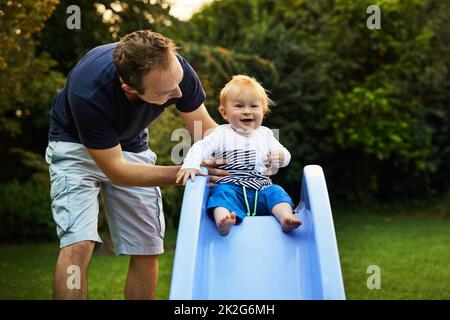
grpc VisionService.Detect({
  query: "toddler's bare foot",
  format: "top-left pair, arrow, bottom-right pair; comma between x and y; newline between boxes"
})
281,214 -> 301,232
217,212 -> 236,236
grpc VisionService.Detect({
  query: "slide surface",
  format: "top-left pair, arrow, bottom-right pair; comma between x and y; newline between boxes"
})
170,165 -> 345,299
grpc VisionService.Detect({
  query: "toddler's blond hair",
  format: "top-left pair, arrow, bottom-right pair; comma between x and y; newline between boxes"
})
220,75 -> 274,114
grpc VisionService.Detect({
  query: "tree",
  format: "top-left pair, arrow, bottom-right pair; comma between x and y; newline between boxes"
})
0,0 -> 64,181
182,0 -> 450,202
37,0 -> 112,74
0,0 -> 65,240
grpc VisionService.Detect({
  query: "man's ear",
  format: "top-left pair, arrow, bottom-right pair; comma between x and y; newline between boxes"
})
218,105 -> 228,120
121,83 -> 138,95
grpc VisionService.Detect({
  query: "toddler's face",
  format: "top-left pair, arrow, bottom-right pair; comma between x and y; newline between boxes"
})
220,90 -> 265,135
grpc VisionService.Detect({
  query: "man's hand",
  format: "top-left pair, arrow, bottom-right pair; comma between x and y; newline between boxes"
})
176,158 -> 229,187
201,157 -> 229,187
176,168 -> 207,185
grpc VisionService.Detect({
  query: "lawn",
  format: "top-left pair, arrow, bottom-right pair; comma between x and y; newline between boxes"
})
1,202 -> 449,299
335,214 -> 450,299
0,229 -> 178,300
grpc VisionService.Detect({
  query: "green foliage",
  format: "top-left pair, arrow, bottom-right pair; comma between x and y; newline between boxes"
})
324,86 -> 431,169
183,0 -> 450,201
38,0 -> 113,74
0,0 -> 64,240
100,0 -> 178,38
0,0 -> 64,137
0,174 -> 54,241
180,43 -> 278,120
0,146 -> 54,241
38,0 -> 178,74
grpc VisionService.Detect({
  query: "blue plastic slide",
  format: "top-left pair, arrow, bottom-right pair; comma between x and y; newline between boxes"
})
169,165 -> 345,299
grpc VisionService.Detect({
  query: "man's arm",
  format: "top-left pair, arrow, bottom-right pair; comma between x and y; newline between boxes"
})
87,144 -> 180,187
177,103 -> 219,138
177,103 -> 230,184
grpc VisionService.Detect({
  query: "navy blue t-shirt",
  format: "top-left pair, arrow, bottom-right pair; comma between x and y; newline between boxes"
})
49,43 -> 206,153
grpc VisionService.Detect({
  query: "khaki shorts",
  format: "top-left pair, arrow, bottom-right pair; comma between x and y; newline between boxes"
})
45,141 -> 165,255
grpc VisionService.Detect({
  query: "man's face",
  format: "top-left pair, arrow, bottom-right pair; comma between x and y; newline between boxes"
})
137,53 -> 184,105
220,89 -> 265,135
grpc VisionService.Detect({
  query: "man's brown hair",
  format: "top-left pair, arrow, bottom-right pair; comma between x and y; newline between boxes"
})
113,30 -> 177,94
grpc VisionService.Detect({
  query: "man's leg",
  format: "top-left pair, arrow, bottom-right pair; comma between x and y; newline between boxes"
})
101,149 -> 166,300
46,141 -> 104,300
53,240 -> 95,300
125,255 -> 159,300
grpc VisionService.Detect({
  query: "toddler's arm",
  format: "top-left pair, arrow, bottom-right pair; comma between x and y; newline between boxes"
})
181,128 -> 222,171
176,129 -> 222,185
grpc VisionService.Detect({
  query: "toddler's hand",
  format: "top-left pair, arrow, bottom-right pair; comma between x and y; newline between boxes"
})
176,168 -> 206,185
263,150 -> 285,176
267,150 -> 285,168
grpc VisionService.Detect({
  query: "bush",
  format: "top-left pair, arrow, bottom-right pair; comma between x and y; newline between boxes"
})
0,174 -> 55,241
180,0 -> 450,202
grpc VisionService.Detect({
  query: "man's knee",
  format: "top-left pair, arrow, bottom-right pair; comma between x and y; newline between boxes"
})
130,255 -> 158,262
130,255 -> 159,268
58,241 -> 96,266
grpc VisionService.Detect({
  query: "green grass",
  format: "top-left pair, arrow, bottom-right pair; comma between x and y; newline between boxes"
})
1,199 -> 449,300
335,214 -> 450,299
0,229 -> 177,300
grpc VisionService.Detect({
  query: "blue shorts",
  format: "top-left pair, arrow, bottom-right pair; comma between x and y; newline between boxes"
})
207,183 -> 295,223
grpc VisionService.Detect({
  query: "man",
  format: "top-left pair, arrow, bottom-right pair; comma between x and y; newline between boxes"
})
46,30 -> 223,299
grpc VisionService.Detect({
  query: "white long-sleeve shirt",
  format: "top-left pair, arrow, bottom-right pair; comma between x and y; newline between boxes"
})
181,124 -> 291,190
